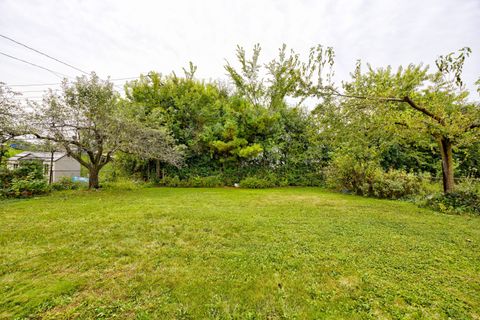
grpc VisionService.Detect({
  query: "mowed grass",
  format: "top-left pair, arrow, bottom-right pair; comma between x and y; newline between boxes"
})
0,188 -> 479,319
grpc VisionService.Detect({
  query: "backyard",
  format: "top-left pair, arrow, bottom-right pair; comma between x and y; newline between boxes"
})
1,187 -> 479,319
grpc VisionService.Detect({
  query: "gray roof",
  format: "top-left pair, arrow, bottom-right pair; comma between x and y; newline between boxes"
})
8,151 -> 68,162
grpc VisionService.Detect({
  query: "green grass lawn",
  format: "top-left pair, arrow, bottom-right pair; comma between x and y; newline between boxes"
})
0,188 -> 479,319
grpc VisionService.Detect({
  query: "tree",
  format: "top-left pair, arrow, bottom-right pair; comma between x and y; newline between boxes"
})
32,73 -> 183,189
225,43 -> 335,110
0,83 -> 24,165
224,44 -> 334,176
123,71 -> 228,178
315,48 -> 480,193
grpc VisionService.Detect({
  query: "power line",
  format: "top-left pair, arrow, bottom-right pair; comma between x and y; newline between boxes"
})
13,96 -> 43,99
0,34 -> 89,75
7,76 -> 141,87
0,51 -> 70,79
7,82 -> 60,87
12,89 -> 53,93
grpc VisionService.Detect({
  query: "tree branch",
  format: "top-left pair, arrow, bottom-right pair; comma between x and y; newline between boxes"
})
468,122 -> 480,131
322,88 -> 446,126
402,96 -> 446,126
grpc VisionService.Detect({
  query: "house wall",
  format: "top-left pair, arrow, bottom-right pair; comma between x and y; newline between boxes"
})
6,161 -> 18,170
50,156 -> 81,182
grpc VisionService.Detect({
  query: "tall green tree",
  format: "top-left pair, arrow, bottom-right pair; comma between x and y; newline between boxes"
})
224,44 -> 334,175
316,48 -> 480,193
32,73 -> 183,188
124,71 -> 227,177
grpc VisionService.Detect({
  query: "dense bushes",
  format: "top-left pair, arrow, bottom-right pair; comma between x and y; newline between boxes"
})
0,161 -> 50,198
326,156 -> 425,199
424,181 -> 480,215
51,176 -> 83,191
372,170 -> 426,199
159,175 -> 223,188
426,191 -> 480,215
239,177 -> 275,189
6,178 -> 49,198
156,173 -> 320,189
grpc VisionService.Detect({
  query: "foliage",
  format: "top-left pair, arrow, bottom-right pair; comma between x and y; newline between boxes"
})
326,154 -> 425,199
0,83 -> 28,166
158,175 -> 223,188
186,175 -> 223,188
325,153 -> 379,196
102,177 -> 146,191
31,73 -> 183,189
6,44 -> 479,199
0,161 -> 49,198
158,175 -> 183,187
13,161 -> 44,180
372,170 -> 425,200
425,180 -> 480,215
0,84 -> 24,143
4,177 -> 50,198
122,67 -> 324,185
316,48 -> 480,193
239,176 -> 275,189
51,176 -> 84,191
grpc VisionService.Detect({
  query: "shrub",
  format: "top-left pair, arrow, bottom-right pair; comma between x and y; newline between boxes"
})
425,180 -> 480,215
288,171 -> 325,187
13,161 -> 44,180
4,177 -> 50,198
51,176 -> 83,191
103,178 -> 146,190
326,156 -> 426,199
159,175 -> 184,187
159,175 -> 224,188
186,176 -> 223,188
0,167 -> 14,189
372,170 -> 424,199
325,157 -> 379,196
239,176 -> 275,189
0,162 -> 50,198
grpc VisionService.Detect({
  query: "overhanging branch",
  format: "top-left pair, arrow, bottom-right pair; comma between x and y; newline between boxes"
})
322,88 -> 446,126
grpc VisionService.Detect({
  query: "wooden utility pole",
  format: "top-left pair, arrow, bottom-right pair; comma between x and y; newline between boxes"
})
49,150 -> 54,185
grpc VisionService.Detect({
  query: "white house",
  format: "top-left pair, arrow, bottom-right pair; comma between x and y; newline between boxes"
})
7,151 -> 81,182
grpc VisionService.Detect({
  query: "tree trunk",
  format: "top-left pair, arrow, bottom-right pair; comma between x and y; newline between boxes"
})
88,167 -> 100,189
438,137 -> 455,193
0,144 -> 4,166
156,160 -> 161,180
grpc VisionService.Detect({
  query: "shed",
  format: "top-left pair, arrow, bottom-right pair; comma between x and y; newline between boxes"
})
7,151 -> 81,183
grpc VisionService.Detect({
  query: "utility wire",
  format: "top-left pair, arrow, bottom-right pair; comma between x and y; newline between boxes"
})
8,76 -> 141,87
10,89 -> 51,93
0,51 -> 70,79
0,34 -> 89,75
7,82 -> 60,87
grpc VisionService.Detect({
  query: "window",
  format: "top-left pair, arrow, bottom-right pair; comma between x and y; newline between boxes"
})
13,163 -> 18,169
44,164 -> 50,175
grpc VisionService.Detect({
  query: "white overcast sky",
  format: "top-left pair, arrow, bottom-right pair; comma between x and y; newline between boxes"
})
1,0 -> 479,100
